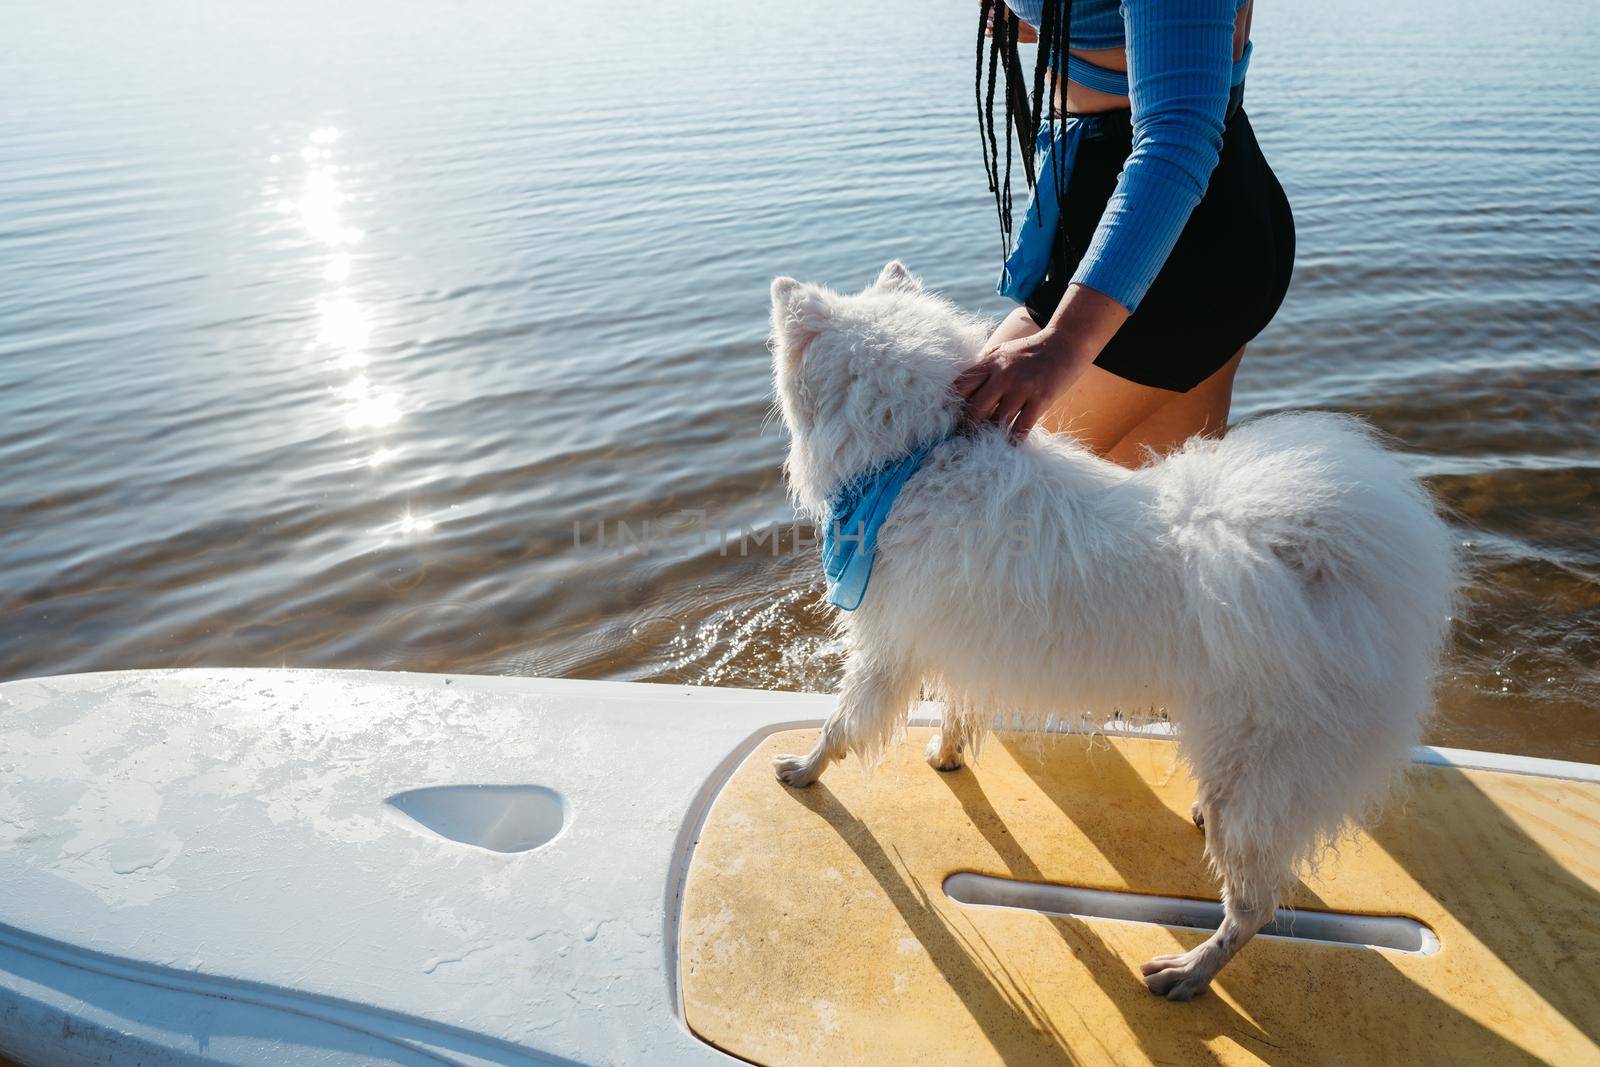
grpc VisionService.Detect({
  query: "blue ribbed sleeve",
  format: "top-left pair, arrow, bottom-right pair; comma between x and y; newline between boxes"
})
1068,0 -> 1238,311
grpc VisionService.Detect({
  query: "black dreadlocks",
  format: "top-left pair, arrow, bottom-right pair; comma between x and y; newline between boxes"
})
975,0 -> 1073,255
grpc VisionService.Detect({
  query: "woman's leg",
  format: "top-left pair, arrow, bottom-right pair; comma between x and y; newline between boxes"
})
1037,361 -> 1174,456
1102,347 -> 1243,467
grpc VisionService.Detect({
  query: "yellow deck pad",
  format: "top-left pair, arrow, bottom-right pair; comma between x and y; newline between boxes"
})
679,728 -> 1600,1065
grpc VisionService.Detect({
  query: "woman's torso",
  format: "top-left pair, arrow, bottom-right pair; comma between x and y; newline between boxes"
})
1005,0 -> 1255,115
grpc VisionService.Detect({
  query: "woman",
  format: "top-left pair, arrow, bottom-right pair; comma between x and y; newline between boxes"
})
959,0 -> 1293,468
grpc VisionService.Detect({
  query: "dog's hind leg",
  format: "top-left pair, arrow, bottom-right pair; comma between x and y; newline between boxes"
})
1141,796 -> 1284,1001
774,658 -> 916,788
925,711 -> 972,772
1190,779 -> 1224,833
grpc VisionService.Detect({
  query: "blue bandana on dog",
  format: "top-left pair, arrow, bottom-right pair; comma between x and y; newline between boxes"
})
821,434 -> 951,611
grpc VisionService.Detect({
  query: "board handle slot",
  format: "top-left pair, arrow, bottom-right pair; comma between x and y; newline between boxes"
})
944,872 -> 1439,955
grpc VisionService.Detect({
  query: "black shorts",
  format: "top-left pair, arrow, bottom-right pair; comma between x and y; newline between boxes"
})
1024,101 -> 1295,393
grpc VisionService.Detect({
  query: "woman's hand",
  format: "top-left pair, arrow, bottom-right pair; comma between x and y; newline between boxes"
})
958,286 -> 1132,440
955,325 -> 1083,440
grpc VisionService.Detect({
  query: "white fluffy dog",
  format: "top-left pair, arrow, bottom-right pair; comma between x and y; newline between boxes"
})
768,261 -> 1459,1000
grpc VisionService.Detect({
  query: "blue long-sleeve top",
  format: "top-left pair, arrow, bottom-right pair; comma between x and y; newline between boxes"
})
1003,0 -> 1246,311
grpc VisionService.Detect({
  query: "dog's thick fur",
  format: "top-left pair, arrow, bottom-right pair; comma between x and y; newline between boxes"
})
768,261 -> 1460,1000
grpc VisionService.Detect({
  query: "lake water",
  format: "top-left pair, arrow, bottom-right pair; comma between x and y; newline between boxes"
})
3,0 -> 1597,761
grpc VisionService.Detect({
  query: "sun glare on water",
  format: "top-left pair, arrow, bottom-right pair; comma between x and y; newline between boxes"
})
274,126 -> 404,439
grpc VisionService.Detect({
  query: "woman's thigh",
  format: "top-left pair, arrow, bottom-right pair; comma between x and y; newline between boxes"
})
1102,346 -> 1242,467
1036,360 -> 1175,455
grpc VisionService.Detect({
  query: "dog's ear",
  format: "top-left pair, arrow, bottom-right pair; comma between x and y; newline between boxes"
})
770,276 -> 834,354
873,259 -> 922,294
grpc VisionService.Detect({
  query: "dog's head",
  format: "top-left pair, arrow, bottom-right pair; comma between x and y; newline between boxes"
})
769,260 -> 986,514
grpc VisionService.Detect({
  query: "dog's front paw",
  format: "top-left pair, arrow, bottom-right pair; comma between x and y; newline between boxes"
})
924,732 -> 964,772
1190,800 -> 1206,832
1140,946 -> 1220,1002
773,753 -> 820,788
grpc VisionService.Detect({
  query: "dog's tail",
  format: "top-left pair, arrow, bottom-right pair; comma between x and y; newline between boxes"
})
1161,412 -> 1461,710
